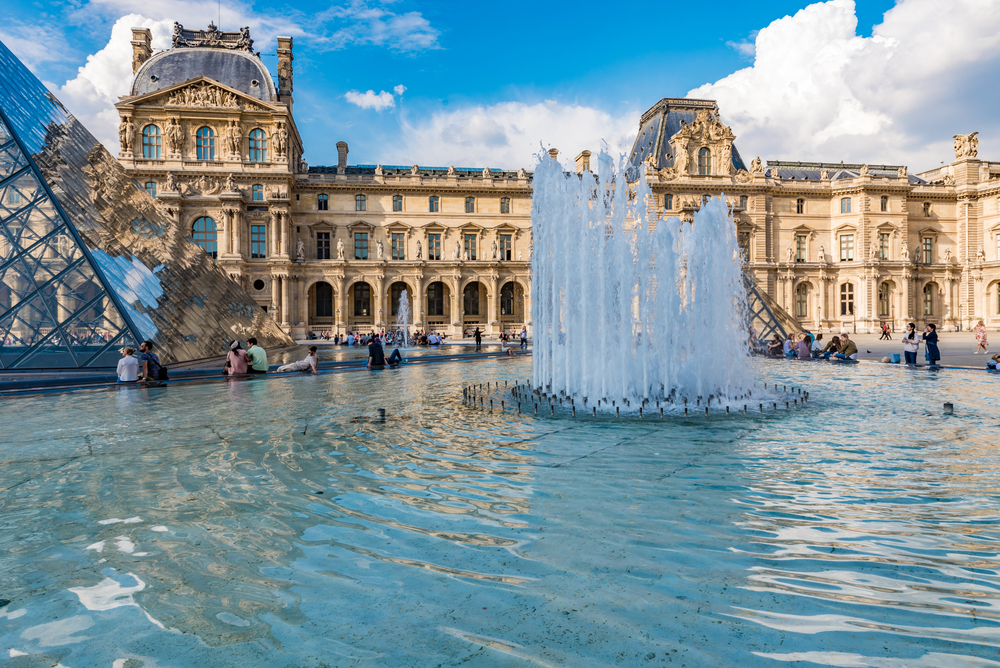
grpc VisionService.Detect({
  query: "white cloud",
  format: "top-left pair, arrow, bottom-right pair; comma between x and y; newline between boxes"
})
315,1 -> 439,52
393,84 -> 406,96
689,0 -> 1000,168
388,100 -> 637,171
345,89 -> 397,111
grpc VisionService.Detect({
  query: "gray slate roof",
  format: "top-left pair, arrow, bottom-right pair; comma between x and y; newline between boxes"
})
131,48 -> 276,102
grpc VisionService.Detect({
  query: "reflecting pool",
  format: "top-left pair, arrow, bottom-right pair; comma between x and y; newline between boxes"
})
1,359 -> 999,667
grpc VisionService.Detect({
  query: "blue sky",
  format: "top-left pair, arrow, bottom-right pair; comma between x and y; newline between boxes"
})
4,0 -> 998,171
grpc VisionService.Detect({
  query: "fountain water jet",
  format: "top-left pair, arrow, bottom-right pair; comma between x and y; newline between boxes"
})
530,150 -> 752,410
393,289 -> 413,348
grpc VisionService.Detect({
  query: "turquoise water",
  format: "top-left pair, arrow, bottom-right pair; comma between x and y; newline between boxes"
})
1,359 -> 999,667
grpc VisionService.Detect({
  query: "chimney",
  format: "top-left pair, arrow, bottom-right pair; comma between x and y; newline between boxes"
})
337,141 -> 349,174
276,36 -> 293,98
547,148 -> 559,163
575,150 -> 591,175
130,28 -> 152,74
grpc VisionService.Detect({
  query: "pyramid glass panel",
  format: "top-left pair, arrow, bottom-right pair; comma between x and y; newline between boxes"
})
0,39 -> 292,369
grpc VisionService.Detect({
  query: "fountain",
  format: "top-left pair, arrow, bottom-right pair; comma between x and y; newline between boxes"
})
393,289 -> 413,348
531,150 -> 753,408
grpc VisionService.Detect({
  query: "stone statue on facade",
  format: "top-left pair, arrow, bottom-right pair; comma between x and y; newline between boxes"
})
901,241 -> 909,261
482,167 -> 491,178
410,164 -> 419,176
274,123 -> 288,157
374,164 -> 382,176
643,152 -> 657,169
821,169 -> 830,180
749,156 -> 763,174
416,240 -> 422,260
720,144 -> 733,175
278,59 -> 293,92
898,166 -> 908,178
448,165 -> 456,176
517,168 -> 527,179
225,173 -> 236,192
118,119 -> 135,151
377,240 -> 384,260
944,248 -> 952,263
786,245 -> 794,263
517,250 -> 523,261
859,164 -> 869,177
491,240 -> 498,260
977,245 -> 986,263
164,118 -> 183,154
817,246 -> 825,263
463,251 -> 469,261
165,172 -> 177,191
953,132 -> 979,159
869,240 -> 878,261
296,240 -> 305,261
236,26 -> 253,51
337,238 -> 344,260
453,240 -> 460,260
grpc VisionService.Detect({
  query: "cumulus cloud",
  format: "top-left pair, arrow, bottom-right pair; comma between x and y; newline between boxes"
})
689,0 -> 1000,168
315,0 -> 439,52
393,84 -> 406,96
345,89 -> 397,111
386,100 -> 637,171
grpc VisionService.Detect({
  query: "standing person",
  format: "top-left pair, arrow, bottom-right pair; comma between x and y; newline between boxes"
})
922,324 -> 940,366
117,347 -> 138,383
245,337 -> 268,374
278,346 -> 318,373
223,340 -> 249,375
137,340 -> 165,384
902,323 -> 920,365
975,319 -> 989,354
520,326 -> 528,349
474,327 -> 482,350
367,336 -> 386,369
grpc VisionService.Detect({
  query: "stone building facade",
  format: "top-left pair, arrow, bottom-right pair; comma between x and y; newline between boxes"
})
117,24 -> 531,339
115,26 -> 1000,339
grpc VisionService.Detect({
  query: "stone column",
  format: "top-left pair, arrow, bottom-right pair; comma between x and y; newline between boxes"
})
270,212 -> 280,257
232,210 -> 242,257
335,278 -> 347,334
281,275 -> 289,326
488,275 -> 498,335
413,273 -> 425,330
279,213 -> 288,258
901,270 -> 911,322
375,275 -> 385,330
271,274 -> 280,318
219,210 -> 231,256
298,276 -> 306,326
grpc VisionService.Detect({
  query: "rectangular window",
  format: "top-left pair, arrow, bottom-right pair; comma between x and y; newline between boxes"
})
740,195 -> 748,210
427,283 -> 444,316
393,195 -> 403,212
738,231 -> 751,261
665,194 -> 673,210
318,194 -> 328,211
251,225 -> 266,258
922,237 -> 932,264
252,185 -> 263,202
354,283 -> 370,316
500,234 -> 512,261
795,235 -> 806,262
354,232 -> 368,260
840,283 -> 854,316
428,233 -> 441,260
316,232 -> 330,260
465,197 -> 475,214
500,197 -> 511,214
796,198 -> 803,214
796,286 -> 808,317
356,194 -> 366,212
429,196 -> 439,213
881,195 -> 889,212
841,197 -> 851,214
391,233 -> 405,260
144,182 -> 156,199
463,233 -> 477,260
840,234 -> 854,261
879,232 -> 890,261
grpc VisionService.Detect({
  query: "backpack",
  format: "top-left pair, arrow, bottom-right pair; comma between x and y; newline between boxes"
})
158,364 -> 169,381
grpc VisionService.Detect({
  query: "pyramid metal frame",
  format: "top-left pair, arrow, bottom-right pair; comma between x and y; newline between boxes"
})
743,272 -> 797,349
0,106 -> 143,369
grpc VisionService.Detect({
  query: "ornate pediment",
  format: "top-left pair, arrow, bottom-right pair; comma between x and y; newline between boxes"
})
668,109 -> 737,177
172,22 -> 254,53
126,78 -> 273,112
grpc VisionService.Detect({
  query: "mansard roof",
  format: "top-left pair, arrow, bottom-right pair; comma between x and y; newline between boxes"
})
766,160 -> 929,184
131,36 -> 276,103
308,165 -> 526,178
627,97 -> 748,177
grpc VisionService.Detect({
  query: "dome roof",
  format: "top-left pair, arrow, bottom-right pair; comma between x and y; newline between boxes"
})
131,48 -> 276,102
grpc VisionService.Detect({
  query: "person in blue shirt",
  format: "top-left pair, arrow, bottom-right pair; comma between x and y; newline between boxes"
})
922,323 -> 940,366
137,340 -> 163,385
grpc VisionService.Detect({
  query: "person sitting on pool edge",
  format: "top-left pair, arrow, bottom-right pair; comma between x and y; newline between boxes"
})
834,332 -> 859,360
245,338 -> 268,375
277,346 -> 318,373
818,335 -> 841,360
367,335 -> 386,369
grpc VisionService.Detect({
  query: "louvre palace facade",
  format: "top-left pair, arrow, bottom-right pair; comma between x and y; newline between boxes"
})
116,24 -> 1000,338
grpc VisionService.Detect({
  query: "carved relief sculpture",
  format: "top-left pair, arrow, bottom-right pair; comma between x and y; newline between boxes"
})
859,164 -> 869,177
274,122 -> 289,157
821,169 -> 830,180
224,173 -> 236,192
953,132 -> 979,159
164,118 -> 183,154
278,58 -> 293,92
410,164 -> 419,176
750,156 -> 764,174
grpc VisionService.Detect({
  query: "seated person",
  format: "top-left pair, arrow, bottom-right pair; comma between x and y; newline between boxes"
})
819,336 -> 841,359
387,348 -> 404,366
367,337 -> 386,369
796,334 -> 812,360
811,334 -> 824,357
277,346 -> 318,373
783,336 -> 796,358
500,339 -> 516,356
834,333 -> 859,360
987,353 -> 999,371
767,335 -> 783,357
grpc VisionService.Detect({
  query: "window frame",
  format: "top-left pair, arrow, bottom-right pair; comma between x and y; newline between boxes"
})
191,216 -> 218,259
250,224 -> 267,259
318,194 -> 328,211
879,232 -> 890,261
795,283 -> 808,317
795,234 -> 806,262
196,126 -> 215,161
921,237 -> 933,264
463,233 -> 477,261
878,281 -> 891,317
465,196 -> 475,214
316,231 -> 330,260
880,195 -> 889,212
141,124 -> 161,159
500,234 -> 512,261
144,181 -> 157,199
923,284 -> 934,316
429,196 -> 440,213
697,147 -> 711,176
427,233 -> 441,260
353,282 -> 371,317
840,197 -> 852,214
500,197 -> 511,214
248,128 -> 267,163
840,233 -> 854,261
665,194 -> 673,211
391,232 -> 405,260
463,283 -> 480,316
923,202 -> 931,217
392,195 -> 403,212
315,282 -> 333,317
355,194 -> 366,212
840,283 -> 854,316
427,282 -> 444,316
252,184 -> 264,202
796,198 -> 804,214
354,231 -> 369,260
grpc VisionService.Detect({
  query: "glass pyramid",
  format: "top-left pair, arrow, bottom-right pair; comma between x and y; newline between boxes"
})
0,40 -> 291,369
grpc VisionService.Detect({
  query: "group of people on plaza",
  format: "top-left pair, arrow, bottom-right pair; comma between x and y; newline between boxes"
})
115,340 -> 170,385
307,329 -> 445,346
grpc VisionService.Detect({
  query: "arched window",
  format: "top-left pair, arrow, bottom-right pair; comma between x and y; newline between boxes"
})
315,282 -> 333,318
698,147 -> 711,176
318,194 -> 328,211
392,195 -> 403,212
500,282 -> 515,317
390,282 -> 409,317
463,283 -> 480,315
353,282 -> 371,316
196,126 -> 215,161
355,194 -> 366,212
465,196 -> 475,213
429,196 -> 440,213
248,128 -> 267,162
252,184 -> 264,202
191,216 -> 217,258
840,283 -> 854,316
664,194 -> 673,210
144,181 -> 157,198
878,282 -> 891,317
141,124 -> 161,159
923,283 -> 934,316
427,281 -> 444,316
796,198 -> 804,214
500,197 -> 511,214
795,283 -> 808,318
841,197 -> 852,213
